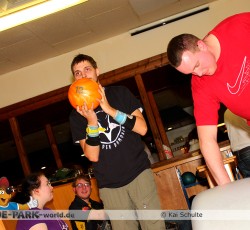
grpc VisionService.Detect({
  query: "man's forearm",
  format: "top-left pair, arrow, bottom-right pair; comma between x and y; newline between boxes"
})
201,145 -> 231,185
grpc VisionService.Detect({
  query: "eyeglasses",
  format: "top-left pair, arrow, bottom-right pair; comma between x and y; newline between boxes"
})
75,183 -> 90,188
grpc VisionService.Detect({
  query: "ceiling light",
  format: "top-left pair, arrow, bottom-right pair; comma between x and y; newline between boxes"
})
130,4 -> 209,36
0,0 -> 88,32
217,123 -> 225,127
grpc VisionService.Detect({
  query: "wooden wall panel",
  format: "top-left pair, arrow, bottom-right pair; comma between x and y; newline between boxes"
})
154,168 -> 188,210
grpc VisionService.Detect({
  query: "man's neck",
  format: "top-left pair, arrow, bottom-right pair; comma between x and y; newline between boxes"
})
79,196 -> 90,204
203,34 -> 221,61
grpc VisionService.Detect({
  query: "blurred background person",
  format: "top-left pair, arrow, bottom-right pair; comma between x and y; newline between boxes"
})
224,109 -> 250,178
69,174 -> 110,230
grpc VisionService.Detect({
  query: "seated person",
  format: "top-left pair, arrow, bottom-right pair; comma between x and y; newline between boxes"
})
16,172 -> 69,230
69,174 -> 110,230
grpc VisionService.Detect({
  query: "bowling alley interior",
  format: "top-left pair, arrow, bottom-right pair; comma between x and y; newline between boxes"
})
0,0 -> 249,229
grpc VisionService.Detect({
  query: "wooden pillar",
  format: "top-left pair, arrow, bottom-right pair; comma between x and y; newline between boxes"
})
45,124 -> 63,169
147,91 -> 174,158
134,74 -> 165,161
9,117 -> 31,176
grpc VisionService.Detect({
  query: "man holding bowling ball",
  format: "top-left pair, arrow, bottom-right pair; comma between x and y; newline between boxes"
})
69,54 -> 165,230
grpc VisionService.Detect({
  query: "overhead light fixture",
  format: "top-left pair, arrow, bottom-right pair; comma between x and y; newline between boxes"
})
217,123 -> 225,127
130,4 -> 209,36
0,0 -> 88,32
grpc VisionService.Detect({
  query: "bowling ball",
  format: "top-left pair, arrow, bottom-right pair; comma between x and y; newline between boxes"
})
195,170 -> 208,185
181,171 -> 196,186
68,78 -> 101,109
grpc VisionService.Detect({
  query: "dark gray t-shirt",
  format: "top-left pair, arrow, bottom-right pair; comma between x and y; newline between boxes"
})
69,86 -> 150,188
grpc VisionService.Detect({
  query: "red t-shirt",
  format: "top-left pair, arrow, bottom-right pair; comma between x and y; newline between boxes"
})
192,12 -> 250,125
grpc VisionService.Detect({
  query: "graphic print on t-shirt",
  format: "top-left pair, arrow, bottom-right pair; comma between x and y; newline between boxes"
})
227,56 -> 250,95
96,110 -> 125,150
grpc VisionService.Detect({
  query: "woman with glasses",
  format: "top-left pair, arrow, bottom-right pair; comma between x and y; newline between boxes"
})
16,172 -> 69,230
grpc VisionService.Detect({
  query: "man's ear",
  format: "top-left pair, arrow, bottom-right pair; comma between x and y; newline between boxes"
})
96,68 -> 100,76
197,40 -> 207,51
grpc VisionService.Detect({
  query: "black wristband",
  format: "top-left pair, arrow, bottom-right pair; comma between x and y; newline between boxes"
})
86,136 -> 100,146
123,115 -> 136,130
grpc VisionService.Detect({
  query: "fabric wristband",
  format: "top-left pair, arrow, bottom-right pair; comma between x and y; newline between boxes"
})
123,115 -> 136,130
86,136 -> 100,146
114,110 -> 127,125
114,110 -> 136,130
86,125 -> 99,137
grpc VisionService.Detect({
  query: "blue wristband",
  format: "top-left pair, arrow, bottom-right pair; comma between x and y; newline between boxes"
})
114,110 -> 127,125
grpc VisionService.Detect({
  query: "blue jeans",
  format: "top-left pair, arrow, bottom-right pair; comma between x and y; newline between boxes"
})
233,146 -> 250,178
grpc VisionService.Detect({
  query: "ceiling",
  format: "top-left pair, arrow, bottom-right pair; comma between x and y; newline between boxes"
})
0,0 -> 217,76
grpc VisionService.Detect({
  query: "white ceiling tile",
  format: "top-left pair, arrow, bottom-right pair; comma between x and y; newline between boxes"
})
86,5 -> 139,35
129,0 -> 178,16
0,26 -> 34,47
73,0 -> 127,19
0,59 -> 21,74
1,37 -> 58,66
53,31 -> 94,53
24,9 -> 90,45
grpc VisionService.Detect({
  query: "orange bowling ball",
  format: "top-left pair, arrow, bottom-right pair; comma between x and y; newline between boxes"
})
68,78 -> 101,109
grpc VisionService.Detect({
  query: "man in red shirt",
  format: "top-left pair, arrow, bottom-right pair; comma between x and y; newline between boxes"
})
167,12 -> 250,185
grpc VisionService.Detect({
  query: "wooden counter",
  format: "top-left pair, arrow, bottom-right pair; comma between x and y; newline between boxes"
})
152,151 -> 209,210
152,151 -> 203,172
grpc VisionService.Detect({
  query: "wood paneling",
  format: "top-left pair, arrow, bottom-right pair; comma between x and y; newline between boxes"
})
154,167 -> 188,210
135,74 -> 165,160
45,123 -> 63,169
152,152 -> 209,210
9,117 -> 31,176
